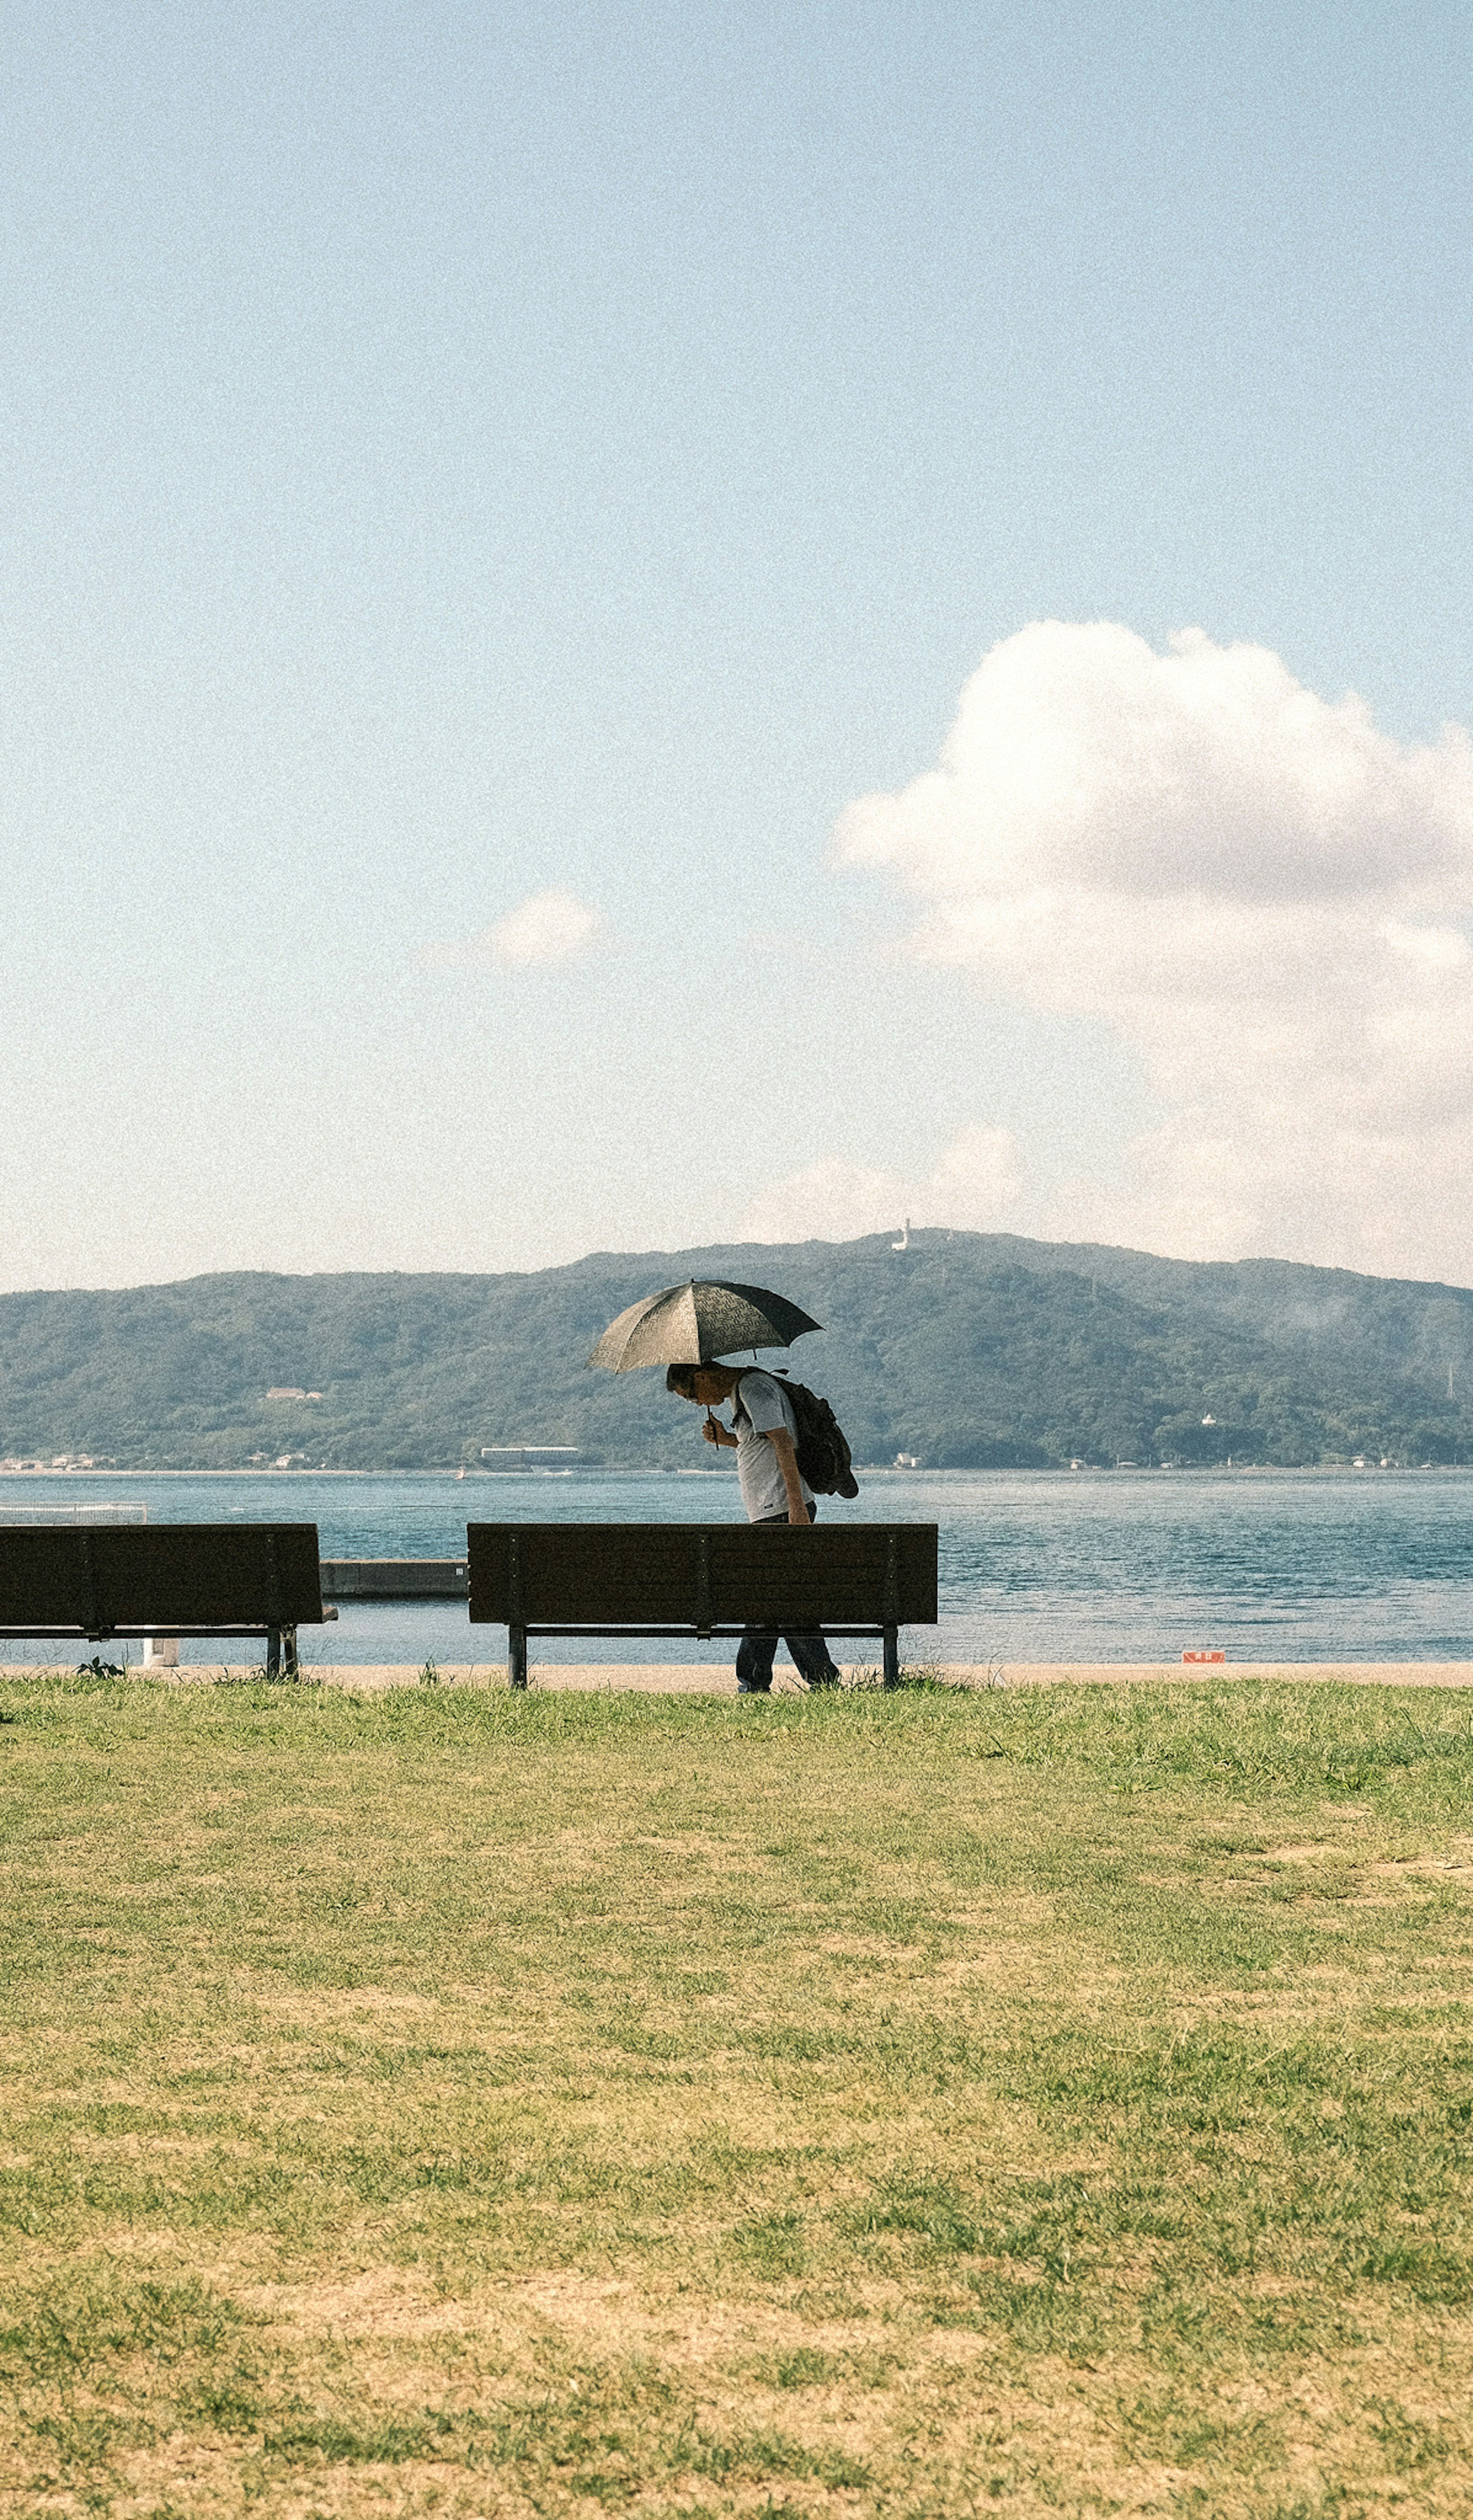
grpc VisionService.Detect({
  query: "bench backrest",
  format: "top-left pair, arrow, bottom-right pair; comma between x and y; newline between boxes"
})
0,1525 -> 324,1630
466,1523 -> 938,1628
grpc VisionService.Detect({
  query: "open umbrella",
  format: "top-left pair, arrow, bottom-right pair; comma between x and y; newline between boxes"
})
588,1279 -> 822,1371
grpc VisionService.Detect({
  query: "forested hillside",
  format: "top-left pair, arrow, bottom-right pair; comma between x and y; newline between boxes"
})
3,1230 -> 1473,1470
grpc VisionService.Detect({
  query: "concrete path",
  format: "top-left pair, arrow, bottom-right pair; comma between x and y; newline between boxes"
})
333,1659 -> 1473,1691
10,1660 -> 1470,1691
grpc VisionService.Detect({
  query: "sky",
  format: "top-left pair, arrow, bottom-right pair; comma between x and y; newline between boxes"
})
3,0 -> 1472,1291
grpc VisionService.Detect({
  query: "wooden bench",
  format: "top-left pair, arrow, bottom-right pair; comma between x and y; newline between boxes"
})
466,1522 -> 939,1689
0,1524 -> 326,1675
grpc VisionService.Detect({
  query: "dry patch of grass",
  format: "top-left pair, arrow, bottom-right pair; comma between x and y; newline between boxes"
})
2,1672 -> 1473,2514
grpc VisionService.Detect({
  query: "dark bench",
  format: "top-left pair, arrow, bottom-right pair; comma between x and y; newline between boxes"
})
466,1522 -> 939,1689
0,1524 -> 326,1675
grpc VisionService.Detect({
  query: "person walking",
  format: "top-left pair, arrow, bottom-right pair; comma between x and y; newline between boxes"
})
666,1361 -> 842,1694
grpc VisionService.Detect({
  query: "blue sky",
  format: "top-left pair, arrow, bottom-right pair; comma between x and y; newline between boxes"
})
4,2 -> 1471,1287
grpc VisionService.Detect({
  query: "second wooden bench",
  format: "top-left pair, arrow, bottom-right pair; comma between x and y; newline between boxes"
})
0,1524 -> 326,1674
466,1521 -> 939,1689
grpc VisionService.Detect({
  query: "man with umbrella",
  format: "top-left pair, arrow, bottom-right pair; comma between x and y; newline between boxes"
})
590,1279 -> 845,1696
666,1359 -> 843,1693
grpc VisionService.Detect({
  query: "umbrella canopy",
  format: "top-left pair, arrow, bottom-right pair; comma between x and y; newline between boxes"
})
588,1279 -> 822,1371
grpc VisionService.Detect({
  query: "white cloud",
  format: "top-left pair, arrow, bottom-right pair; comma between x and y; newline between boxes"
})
419,888 -> 603,970
739,1124 -> 1023,1244
833,623 -> 1473,1278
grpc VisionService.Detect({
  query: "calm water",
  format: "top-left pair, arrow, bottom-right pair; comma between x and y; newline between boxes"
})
2,1466 -> 1472,1666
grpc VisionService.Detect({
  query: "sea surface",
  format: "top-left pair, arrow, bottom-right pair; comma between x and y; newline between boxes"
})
2,1465 -> 1472,1667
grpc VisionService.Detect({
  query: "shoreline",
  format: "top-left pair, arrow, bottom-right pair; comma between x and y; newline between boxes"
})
5,1464 -> 1473,1478
9,1661 -> 1473,1692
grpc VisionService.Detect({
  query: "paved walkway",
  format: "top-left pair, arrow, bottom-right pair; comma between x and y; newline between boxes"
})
10,1660 -> 1470,1691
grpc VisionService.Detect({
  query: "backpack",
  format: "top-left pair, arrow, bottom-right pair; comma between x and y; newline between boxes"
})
766,1373 -> 860,1499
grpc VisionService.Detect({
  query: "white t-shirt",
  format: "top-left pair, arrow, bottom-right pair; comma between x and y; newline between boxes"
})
731,1370 -> 813,1522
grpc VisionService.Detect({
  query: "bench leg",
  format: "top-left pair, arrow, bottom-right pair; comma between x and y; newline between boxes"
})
509,1626 -> 528,1690
283,1625 -> 298,1676
882,1627 -> 900,1690
266,1628 -> 281,1680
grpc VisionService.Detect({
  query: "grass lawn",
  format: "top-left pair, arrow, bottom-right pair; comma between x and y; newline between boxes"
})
2,1671 -> 1473,2519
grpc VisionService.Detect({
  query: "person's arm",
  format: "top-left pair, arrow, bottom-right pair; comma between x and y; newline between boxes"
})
700,1413 -> 738,1449
768,1426 -> 809,1525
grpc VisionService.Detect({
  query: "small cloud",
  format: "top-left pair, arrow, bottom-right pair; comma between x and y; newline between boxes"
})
1381,919 -> 1470,970
419,888 -> 604,971
739,1124 -> 1022,1243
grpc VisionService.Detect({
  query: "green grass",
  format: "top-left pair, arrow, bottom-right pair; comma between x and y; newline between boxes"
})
2,1671 -> 1473,2515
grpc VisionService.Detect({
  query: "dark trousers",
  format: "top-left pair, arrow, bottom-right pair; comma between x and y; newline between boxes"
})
736,1505 -> 842,1692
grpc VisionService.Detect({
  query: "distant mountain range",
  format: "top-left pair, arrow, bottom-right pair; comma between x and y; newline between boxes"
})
3,1230 -> 1473,1471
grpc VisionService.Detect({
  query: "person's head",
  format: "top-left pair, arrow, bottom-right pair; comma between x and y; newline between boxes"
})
666,1362 -> 740,1407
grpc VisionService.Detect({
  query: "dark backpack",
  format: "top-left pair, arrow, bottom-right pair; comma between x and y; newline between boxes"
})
768,1374 -> 860,1499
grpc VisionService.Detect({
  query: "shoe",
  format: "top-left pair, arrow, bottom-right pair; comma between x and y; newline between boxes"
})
737,1681 -> 772,1694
